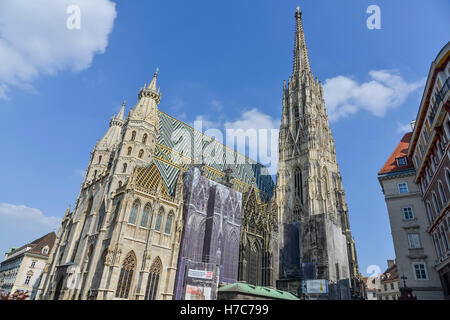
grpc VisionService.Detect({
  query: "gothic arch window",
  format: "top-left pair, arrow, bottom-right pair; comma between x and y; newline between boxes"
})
118,181 -> 122,188
144,258 -> 162,300
294,168 -> 303,204
155,207 -> 164,231
247,240 -> 261,286
131,131 -> 136,141
112,200 -> 122,224
142,134 -> 148,144
98,156 -> 102,164
97,201 -> 106,231
115,251 -> 136,299
122,163 -> 127,173
94,170 -> 97,178
127,147 -> 132,156
128,200 -> 140,224
141,203 -> 151,228
138,149 -> 144,159
86,197 -> 94,216
165,211 -> 174,234
438,181 -> 447,205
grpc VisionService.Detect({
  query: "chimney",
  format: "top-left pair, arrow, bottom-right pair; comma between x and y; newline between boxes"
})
387,259 -> 395,268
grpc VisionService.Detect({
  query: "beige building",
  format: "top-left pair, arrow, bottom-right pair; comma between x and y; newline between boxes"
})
0,233 -> 56,299
377,260 -> 400,300
378,132 -> 444,299
363,276 -> 380,300
407,41 -> 450,299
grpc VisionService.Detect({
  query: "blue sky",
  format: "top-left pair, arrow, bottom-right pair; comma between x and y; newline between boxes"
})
0,0 -> 449,276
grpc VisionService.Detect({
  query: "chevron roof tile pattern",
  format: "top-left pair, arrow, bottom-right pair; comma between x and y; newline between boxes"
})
137,110 -> 275,200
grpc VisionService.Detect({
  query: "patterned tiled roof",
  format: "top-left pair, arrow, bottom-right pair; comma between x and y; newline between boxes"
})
378,132 -> 414,175
144,110 -> 275,200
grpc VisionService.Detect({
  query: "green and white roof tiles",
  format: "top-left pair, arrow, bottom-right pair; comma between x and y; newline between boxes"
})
146,110 -> 275,200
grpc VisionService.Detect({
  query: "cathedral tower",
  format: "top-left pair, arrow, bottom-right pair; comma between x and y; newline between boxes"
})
277,7 -> 361,299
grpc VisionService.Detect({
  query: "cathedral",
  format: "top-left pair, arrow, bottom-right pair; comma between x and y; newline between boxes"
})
36,69 -> 277,300
36,7 -> 362,300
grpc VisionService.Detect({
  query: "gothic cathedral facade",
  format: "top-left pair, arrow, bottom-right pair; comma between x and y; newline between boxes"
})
36,7 -> 362,301
36,71 -> 277,300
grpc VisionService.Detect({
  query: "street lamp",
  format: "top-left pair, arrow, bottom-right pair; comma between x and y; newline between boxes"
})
398,275 -> 417,300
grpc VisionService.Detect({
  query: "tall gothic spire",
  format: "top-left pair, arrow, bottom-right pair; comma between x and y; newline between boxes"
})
293,6 -> 311,75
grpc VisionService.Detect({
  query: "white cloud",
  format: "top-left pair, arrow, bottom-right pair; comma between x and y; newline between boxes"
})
0,203 -> 60,232
187,102 -> 280,175
224,109 -> 280,175
323,70 -> 424,122
0,0 -> 117,99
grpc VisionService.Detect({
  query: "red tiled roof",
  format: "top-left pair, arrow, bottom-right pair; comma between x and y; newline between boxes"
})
378,132 -> 414,175
6,232 -> 56,259
381,263 -> 399,282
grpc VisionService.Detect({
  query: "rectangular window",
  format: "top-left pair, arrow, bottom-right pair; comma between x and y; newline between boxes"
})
25,275 -> 31,285
390,283 -> 394,290
396,157 -> 407,167
30,261 -> 36,268
413,263 -> 428,280
408,233 -> 421,249
441,225 -> 449,251
398,183 -> 409,194
403,207 -> 414,220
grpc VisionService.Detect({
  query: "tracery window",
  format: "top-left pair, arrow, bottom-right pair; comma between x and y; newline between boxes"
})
247,241 -> 261,286
128,200 -> 140,224
141,203 -> 151,227
165,212 -> 174,234
115,251 -> 136,299
155,208 -> 163,231
144,258 -> 162,300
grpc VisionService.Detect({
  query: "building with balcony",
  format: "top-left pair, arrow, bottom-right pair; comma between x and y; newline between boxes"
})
408,41 -> 450,299
378,131 -> 444,299
0,233 -> 56,299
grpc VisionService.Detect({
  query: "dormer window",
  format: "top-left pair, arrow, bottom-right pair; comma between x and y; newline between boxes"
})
396,157 -> 407,167
42,246 -> 49,255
